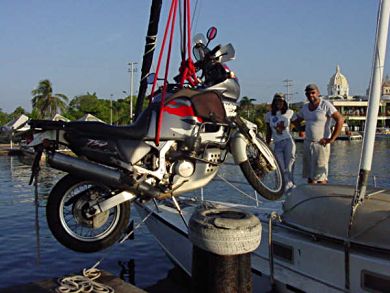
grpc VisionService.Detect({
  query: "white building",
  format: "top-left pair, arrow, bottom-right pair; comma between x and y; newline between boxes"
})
291,66 -> 390,130
382,75 -> 390,99
327,65 -> 350,98
325,66 -> 390,130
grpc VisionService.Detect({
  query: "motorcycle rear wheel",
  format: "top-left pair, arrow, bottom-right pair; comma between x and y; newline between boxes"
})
46,174 -> 130,253
240,136 -> 285,200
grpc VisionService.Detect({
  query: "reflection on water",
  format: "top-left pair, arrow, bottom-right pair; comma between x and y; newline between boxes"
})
0,140 -> 390,289
118,259 -> 135,284
0,156 -> 174,290
34,183 -> 41,265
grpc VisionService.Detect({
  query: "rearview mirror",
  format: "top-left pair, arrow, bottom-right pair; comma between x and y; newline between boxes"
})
146,73 -> 155,84
207,27 -> 217,42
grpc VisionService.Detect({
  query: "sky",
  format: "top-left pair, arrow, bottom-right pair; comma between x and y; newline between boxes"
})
1,0 -> 389,113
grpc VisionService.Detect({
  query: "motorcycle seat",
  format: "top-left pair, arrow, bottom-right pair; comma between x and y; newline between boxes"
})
66,107 -> 153,139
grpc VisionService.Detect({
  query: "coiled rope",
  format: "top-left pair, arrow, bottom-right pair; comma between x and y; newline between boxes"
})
55,268 -> 114,293
55,209 -> 155,293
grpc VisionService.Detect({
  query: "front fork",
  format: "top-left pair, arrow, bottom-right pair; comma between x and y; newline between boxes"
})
230,116 -> 277,170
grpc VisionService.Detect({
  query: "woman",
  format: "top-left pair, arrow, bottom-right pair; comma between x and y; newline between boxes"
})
265,93 -> 296,192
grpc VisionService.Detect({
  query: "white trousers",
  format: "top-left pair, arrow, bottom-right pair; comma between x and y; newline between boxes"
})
302,140 -> 330,182
274,136 -> 296,185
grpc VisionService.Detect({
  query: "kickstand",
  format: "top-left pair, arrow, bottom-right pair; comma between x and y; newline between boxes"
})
171,197 -> 188,229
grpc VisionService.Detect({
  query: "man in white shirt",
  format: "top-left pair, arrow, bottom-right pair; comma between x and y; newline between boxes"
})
293,84 -> 344,184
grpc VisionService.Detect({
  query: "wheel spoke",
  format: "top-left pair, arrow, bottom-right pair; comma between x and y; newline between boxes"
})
240,134 -> 284,200
59,182 -> 121,241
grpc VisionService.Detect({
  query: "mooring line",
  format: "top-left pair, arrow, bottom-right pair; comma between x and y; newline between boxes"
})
216,174 -> 261,204
90,207 -> 155,270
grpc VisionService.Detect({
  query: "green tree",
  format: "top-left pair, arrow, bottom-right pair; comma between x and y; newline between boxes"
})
113,98 -> 130,125
67,92 -> 114,123
9,106 -> 27,120
253,103 -> 270,135
238,96 -> 256,119
0,108 -> 8,126
237,98 -> 270,135
115,95 -> 141,125
31,79 -> 68,119
67,92 -> 99,119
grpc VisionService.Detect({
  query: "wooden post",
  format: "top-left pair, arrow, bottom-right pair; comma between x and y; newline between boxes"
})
188,206 -> 261,293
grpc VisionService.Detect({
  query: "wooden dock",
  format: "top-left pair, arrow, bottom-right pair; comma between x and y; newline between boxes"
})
0,144 -> 11,156
0,270 -> 146,293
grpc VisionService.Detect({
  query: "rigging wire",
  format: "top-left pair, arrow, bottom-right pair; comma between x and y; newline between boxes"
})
216,174 -> 261,204
191,0 -> 201,33
178,0 -> 185,60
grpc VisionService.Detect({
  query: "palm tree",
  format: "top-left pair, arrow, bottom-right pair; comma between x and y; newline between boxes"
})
239,96 -> 256,119
31,79 -> 68,119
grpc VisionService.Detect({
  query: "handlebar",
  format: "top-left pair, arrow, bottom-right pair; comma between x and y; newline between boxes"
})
209,45 -> 222,56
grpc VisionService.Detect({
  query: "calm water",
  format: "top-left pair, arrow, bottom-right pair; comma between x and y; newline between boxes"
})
1,140 -> 390,290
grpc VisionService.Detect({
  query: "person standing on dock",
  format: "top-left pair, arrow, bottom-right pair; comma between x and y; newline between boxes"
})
265,93 -> 296,192
293,84 -> 344,184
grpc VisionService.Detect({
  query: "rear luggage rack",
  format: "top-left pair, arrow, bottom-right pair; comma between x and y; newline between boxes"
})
29,119 -> 68,130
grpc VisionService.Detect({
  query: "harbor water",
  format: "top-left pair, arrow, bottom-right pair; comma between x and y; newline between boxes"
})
1,140 -> 390,290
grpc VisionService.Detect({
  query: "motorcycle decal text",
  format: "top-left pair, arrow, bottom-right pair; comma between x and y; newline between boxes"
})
86,139 -> 109,149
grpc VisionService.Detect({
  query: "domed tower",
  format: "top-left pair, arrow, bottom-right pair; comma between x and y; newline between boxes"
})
382,74 -> 390,96
327,65 -> 350,99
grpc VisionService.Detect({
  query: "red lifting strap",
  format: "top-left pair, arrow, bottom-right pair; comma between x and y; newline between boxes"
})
151,0 -> 197,145
179,59 -> 199,87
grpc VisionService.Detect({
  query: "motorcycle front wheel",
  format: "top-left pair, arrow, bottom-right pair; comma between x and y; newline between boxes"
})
240,136 -> 285,200
46,174 -> 130,253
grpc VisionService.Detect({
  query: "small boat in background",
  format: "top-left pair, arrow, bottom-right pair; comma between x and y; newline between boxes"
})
338,131 -> 363,141
376,127 -> 390,139
339,123 -> 362,140
292,123 -> 363,142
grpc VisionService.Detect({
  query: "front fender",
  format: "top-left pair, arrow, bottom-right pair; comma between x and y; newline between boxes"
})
230,124 -> 277,170
230,132 -> 249,164
240,117 -> 257,131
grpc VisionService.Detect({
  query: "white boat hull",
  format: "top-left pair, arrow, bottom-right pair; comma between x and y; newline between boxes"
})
136,187 -> 390,293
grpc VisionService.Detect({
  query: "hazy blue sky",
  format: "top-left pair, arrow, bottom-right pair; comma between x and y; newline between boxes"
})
1,0 -> 389,113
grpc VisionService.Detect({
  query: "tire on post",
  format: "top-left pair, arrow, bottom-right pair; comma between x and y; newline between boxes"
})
189,206 -> 262,255
189,205 -> 262,292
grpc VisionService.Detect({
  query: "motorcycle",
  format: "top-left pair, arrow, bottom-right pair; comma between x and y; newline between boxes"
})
28,27 -> 284,253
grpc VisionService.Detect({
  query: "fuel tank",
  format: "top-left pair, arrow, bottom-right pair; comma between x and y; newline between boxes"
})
146,97 -> 202,140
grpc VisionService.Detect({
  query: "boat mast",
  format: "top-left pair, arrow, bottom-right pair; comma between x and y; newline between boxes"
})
134,0 -> 163,120
352,0 -> 390,209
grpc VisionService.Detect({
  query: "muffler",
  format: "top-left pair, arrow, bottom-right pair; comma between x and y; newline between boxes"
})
47,152 -> 161,198
48,152 -> 126,187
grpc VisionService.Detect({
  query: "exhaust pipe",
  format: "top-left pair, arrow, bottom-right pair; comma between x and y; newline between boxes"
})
47,152 -> 161,198
48,152 -> 125,187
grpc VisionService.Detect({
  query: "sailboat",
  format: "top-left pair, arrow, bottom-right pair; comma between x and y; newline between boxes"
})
135,0 -> 390,292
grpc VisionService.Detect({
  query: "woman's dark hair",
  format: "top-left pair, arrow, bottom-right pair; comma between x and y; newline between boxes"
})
271,95 -> 288,115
